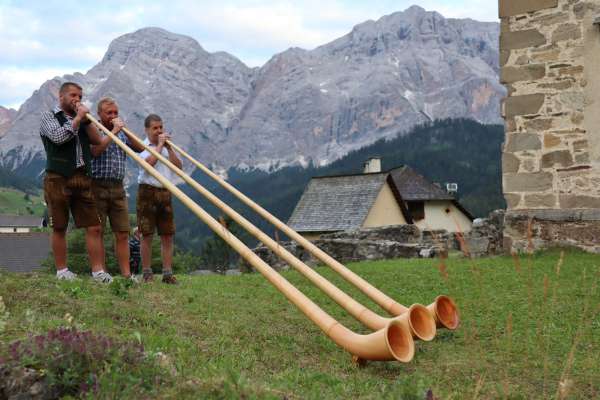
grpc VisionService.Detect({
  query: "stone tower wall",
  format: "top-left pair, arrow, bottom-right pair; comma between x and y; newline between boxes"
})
499,0 -> 600,252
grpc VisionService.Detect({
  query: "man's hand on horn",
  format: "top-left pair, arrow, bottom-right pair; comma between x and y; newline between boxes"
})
111,117 -> 125,133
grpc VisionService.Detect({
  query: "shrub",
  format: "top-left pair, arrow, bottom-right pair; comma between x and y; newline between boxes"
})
1,327 -> 169,398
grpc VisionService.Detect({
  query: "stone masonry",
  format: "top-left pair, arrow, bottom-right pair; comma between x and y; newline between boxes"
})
249,225 -> 450,271
500,0 -> 600,253
247,216 -> 506,271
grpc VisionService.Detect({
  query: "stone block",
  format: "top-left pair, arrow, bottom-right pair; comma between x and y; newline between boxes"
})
559,92 -> 584,111
552,23 -> 582,43
505,193 -> 522,209
524,118 -> 553,131
501,64 -> 546,83
559,194 -> 600,208
500,29 -> 547,51
558,65 -> 584,76
573,2 -> 600,19
505,94 -> 545,117
504,172 -> 553,192
505,133 -> 542,152
524,193 -> 557,208
537,80 -> 573,90
502,152 -> 521,173
531,11 -> 569,25
465,236 -> 490,256
499,0 -> 558,17
531,48 -> 560,62
575,152 -> 590,164
541,150 -> 573,168
521,158 -> 538,172
544,134 -> 561,148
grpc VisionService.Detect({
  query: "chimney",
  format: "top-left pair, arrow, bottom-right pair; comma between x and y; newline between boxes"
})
363,157 -> 381,173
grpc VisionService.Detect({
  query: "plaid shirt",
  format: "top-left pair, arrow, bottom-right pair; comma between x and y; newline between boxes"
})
39,106 -> 84,167
91,129 -> 131,180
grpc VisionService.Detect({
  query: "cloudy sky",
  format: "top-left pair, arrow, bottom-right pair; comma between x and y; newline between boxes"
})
0,0 -> 498,109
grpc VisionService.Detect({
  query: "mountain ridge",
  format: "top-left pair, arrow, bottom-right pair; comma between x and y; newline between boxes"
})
0,6 -> 503,176
0,106 -> 16,138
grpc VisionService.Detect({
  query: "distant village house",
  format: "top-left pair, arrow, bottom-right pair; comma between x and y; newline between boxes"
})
0,214 -> 49,273
287,159 -> 473,240
0,215 -> 45,233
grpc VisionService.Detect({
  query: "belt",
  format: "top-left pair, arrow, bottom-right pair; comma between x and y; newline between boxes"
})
140,183 -> 168,191
93,178 -> 123,186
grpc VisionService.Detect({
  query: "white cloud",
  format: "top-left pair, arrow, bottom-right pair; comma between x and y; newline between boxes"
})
0,0 -> 498,108
0,67 -> 73,109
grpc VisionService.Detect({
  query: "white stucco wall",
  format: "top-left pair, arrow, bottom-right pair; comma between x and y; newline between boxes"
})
362,183 -> 407,228
0,227 -> 31,233
414,201 -> 472,233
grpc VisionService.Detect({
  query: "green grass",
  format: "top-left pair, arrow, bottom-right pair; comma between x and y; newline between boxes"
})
1,249 -> 599,399
0,187 -> 45,216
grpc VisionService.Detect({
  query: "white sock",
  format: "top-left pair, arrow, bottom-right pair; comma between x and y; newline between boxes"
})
56,268 -> 68,275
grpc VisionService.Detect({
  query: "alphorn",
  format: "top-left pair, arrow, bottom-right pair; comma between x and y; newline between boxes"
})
86,114 -> 414,362
121,127 -> 436,341
167,140 -> 459,330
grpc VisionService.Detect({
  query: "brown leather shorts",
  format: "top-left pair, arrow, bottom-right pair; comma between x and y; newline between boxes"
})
136,184 -> 175,236
91,179 -> 130,233
43,170 -> 101,229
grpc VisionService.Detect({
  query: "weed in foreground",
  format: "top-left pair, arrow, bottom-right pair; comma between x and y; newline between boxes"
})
1,326 -> 170,398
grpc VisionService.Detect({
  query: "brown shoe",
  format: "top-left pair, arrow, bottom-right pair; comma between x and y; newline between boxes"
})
162,274 -> 177,285
143,270 -> 154,283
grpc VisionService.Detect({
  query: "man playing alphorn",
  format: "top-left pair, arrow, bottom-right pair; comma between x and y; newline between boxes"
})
40,82 -> 111,283
90,97 -> 145,279
137,114 -> 182,284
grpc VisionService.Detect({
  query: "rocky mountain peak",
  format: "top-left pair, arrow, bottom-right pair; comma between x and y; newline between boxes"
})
102,27 -> 207,66
0,9 -> 503,176
0,106 -> 17,137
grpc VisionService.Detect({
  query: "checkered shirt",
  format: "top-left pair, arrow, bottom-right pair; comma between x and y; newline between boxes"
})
91,129 -> 131,180
39,106 -> 84,168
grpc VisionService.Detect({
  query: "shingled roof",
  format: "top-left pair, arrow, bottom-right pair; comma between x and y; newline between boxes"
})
0,214 -> 44,228
287,172 -> 391,232
0,232 -> 50,273
288,165 -> 473,233
389,166 -> 454,201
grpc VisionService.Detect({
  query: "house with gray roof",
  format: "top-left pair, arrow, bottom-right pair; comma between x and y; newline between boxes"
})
0,232 -> 50,273
0,214 -> 45,233
288,159 -> 473,239
389,166 -> 473,233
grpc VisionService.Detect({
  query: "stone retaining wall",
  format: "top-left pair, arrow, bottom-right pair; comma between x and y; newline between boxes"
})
248,216 -> 505,270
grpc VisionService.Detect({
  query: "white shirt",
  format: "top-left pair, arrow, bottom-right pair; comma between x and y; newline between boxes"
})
137,138 -> 176,188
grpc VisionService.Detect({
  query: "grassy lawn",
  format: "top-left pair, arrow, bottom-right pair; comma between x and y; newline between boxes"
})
0,187 -> 45,216
1,249 -> 599,398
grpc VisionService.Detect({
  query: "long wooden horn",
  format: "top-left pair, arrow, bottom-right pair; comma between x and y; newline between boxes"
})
120,127 -> 436,341
86,114 -> 415,362
167,140 -> 459,330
